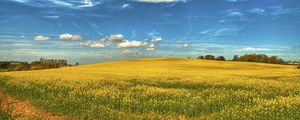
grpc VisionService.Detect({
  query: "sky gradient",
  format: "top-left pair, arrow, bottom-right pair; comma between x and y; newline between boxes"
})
0,0 -> 300,64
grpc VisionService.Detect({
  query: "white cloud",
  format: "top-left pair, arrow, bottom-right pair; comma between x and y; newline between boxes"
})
117,40 -> 148,48
151,38 -> 162,42
77,0 -> 102,8
146,47 -> 155,51
33,35 -> 49,41
50,0 -> 74,7
183,43 -> 190,48
224,9 -> 244,17
59,34 -> 81,41
89,43 -> 105,48
132,0 -> 186,3
12,0 -> 28,3
121,50 -> 134,55
107,34 -> 124,42
149,44 -> 155,48
242,47 -> 271,52
227,0 -> 247,2
121,4 -> 130,9
250,8 -> 265,14
44,15 -> 60,19
80,41 -> 105,48
269,6 -> 300,17
228,11 -> 244,17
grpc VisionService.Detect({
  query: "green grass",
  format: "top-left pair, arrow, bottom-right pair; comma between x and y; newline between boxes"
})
0,58 -> 300,119
0,111 -> 11,120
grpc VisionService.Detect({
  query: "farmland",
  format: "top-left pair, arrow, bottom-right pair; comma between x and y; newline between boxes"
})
0,58 -> 300,119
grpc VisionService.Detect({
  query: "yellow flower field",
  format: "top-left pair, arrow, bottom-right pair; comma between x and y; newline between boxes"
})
0,58 -> 300,119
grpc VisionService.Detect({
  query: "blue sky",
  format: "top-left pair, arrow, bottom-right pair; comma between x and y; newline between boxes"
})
0,0 -> 299,63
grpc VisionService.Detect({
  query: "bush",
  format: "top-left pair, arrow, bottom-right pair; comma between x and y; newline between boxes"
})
205,55 -> 215,60
197,56 -> 204,59
216,56 -> 226,61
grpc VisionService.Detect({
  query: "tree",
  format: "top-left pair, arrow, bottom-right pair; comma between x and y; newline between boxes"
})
233,55 -> 239,61
269,56 -> 279,64
231,54 -> 286,65
197,56 -> 204,59
0,61 -> 10,69
204,55 -> 215,60
216,56 -> 226,61
75,62 -> 80,66
298,65 -> 300,69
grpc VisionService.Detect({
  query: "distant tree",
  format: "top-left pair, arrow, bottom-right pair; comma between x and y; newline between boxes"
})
269,56 -> 279,63
197,56 -> 204,59
13,64 -> 28,71
216,56 -> 226,61
232,54 -> 286,65
0,61 -> 10,69
233,55 -> 239,61
298,65 -> 300,69
204,55 -> 215,60
276,58 -> 286,64
75,62 -> 80,66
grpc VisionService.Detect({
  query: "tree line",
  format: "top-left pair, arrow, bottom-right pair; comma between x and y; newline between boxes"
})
232,54 -> 286,64
0,58 -> 79,72
196,54 -> 300,68
196,55 -> 226,61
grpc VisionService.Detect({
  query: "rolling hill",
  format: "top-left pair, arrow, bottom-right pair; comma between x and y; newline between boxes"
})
0,58 -> 300,119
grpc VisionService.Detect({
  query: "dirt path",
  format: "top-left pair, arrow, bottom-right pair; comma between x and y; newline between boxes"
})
0,91 -> 68,120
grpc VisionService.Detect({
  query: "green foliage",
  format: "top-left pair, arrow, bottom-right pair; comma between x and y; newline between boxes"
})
204,55 -> 215,60
232,54 -> 287,65
0,110 -> 11,120
0,58 -> 68,72
216,56 -> 226,61
196,56 -> 204,59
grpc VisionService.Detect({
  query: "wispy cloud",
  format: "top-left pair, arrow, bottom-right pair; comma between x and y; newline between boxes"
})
44,15 -> 60,19
77,0 -> 102,8
225,10 -> 244,17
121,50 -> 134,55
183,43 -> 190,48
10,0 -> 102,9
121,4 -> 131,9
249,8 -> 265,14
33,35 -> 49,41
132,0 -> 187,3
269,6 -> 300,17
146,47 -> 155,51
59,34 -> 81,41
149,44 -> 155,48
151,38 -> 162,42
106,34 -> 124,42
242,47 -> 272,52
117,40 -> 148,48
80,41 -> 105,48
227,0 -> 247,2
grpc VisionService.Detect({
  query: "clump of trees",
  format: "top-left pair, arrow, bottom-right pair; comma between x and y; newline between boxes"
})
0,61 -> 30,71
197,55 -> 226,61
0,58 -> 73,72
232,54 -> 286,65
30,58 -> 68,70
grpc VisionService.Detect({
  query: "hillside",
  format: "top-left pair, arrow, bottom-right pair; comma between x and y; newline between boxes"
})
0,58 -> 300,119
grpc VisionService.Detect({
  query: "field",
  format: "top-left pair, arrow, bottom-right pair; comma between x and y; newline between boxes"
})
0,58 -> 300,119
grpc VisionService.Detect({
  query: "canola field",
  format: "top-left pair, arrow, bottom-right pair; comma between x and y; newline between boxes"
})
0,58 -> 300,119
